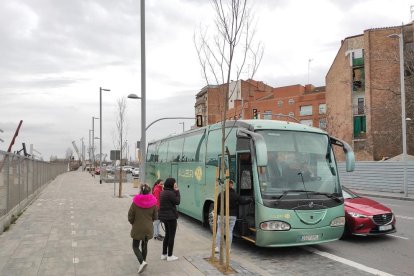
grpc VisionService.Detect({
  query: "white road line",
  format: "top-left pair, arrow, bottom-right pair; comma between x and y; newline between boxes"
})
304,246 -> 394,276
396,215 -> 414,221
387,234 -> 409,240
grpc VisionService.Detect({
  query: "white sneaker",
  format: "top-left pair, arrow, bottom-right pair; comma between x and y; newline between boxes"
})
214,247 -> 219,253
138,261 -> 147,274
167,255 -> 179,262
160,254 -> 167,260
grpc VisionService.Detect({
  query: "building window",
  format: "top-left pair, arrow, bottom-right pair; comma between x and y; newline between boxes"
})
353,116 -> 366,139
300,105 -> 312,116
277,100 -> 283,107
319,118 -> 326,129
288,99 -> 294,105
300,119 -> 313,127
353,67 -> 365,92
319,104 -> 326,114
263,110 -> 272,120
357,98 -> 364,115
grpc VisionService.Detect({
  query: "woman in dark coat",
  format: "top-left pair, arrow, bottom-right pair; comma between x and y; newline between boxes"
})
158,177 -> 180,261
128,184 -> 158,273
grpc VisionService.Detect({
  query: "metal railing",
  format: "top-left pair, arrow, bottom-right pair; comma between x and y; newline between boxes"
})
0,150 -> 67,232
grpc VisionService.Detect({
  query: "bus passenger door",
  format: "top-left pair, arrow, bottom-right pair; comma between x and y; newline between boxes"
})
236,152 -> 256,239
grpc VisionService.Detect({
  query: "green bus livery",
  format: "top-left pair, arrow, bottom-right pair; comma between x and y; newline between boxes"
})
145,120 -> 355,247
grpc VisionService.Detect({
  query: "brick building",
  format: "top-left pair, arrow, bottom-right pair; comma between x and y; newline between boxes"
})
326,22 -> 414,161
195,79 -> 326,129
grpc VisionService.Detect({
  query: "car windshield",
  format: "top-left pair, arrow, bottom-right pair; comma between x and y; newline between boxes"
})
257,130 -> 341,200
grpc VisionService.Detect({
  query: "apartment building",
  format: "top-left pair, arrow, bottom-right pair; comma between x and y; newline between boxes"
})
326,22 -> 414,160
195,79 -> 326,129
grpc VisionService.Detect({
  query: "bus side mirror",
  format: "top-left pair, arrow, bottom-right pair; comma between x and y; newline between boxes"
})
330,137 -> 355,172
237,129 -> 268,167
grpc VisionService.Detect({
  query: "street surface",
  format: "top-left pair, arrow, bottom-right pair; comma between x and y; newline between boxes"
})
179,197 -> 413,276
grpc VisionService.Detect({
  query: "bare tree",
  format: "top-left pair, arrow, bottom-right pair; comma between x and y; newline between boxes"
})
194,0 -> 263,268
65,147 -> 73,160
113,97 -> 128,198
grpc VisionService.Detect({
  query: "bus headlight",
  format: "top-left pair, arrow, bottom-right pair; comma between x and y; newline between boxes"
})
330,217 -> 345,227
260,221 -> 291,231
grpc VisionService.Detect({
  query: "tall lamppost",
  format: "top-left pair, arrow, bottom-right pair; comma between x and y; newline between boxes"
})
89,129 -> 92,173
127,94 -> 145,184
99,87 -> 110,184
92,116 -> 99,168
389,32 -> 408,197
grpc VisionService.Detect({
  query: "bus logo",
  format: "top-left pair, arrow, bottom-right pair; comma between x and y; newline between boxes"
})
194,166 -> 203,181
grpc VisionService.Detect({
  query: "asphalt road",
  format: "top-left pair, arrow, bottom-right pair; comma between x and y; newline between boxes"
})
177,196 -> 413,276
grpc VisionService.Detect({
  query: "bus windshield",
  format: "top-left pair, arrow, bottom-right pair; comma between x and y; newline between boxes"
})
256,130 -> 341,200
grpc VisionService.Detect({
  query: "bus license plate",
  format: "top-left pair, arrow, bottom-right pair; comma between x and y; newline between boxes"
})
379,225 -> 392,231
301,234 -> 320,241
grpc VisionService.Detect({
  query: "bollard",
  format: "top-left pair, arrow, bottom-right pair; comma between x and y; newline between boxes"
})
133,178 -> 140,188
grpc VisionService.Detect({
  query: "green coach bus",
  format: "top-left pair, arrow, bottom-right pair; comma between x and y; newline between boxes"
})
145,120 -> 355,247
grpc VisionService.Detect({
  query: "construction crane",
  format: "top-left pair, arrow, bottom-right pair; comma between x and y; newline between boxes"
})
72,140 -> 81,161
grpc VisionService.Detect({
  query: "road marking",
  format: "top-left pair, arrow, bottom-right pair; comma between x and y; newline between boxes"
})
305,246 -> 394,276
73,258 -> 79,264
387,234 -> 409,240
396,215 -> 414,221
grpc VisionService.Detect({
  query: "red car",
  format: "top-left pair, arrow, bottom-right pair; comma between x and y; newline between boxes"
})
342,186 -> 396,236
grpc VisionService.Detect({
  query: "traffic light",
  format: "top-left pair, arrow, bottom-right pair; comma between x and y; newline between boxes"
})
253,108 -> 258,119
196,114 -> 203,127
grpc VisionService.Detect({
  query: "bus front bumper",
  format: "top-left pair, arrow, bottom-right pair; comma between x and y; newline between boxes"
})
254,225 -> 344,247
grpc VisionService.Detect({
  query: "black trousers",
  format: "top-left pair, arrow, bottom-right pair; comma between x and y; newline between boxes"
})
161,219 -> 177,256
132,238 -> 148,264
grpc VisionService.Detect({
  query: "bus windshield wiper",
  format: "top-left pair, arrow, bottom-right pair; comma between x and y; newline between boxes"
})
308,191 -> 343,203
277,189 -> 310,200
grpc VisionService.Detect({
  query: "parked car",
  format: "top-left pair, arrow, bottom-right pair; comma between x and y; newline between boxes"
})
122,166 -> 133,173
342,186 -> 396,236
132,168 -> 140,177
133,167 -> 140,176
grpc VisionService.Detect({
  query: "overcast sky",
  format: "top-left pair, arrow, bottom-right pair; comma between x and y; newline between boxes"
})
0,0 -> 413,161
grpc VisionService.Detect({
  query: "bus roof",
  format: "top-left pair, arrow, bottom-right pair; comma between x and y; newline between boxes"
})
237,119 -> 327,134
148,119 -> 327,144
206,119 -> 326,134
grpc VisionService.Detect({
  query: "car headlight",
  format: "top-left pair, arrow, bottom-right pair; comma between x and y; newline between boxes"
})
330,216 -> 345,227
348,212 -> 368,218
260,221 -> 291,231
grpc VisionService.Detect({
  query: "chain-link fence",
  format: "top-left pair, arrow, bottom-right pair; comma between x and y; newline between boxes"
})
0,150 -> 67,232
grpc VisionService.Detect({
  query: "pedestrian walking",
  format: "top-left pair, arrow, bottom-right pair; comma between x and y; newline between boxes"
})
158,177 -> 180,261
128,183 -> 158,274
152,179 -> 164,241
215,180 -> 252,253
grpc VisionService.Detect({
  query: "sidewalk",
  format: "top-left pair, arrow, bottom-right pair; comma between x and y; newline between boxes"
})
0,171 -> 269,276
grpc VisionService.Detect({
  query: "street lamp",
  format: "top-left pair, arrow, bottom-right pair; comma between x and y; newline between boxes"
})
389,33 -> 408,197
92,116 -> 99,168
127,93 -> 146,184
99,87 -> 110,184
